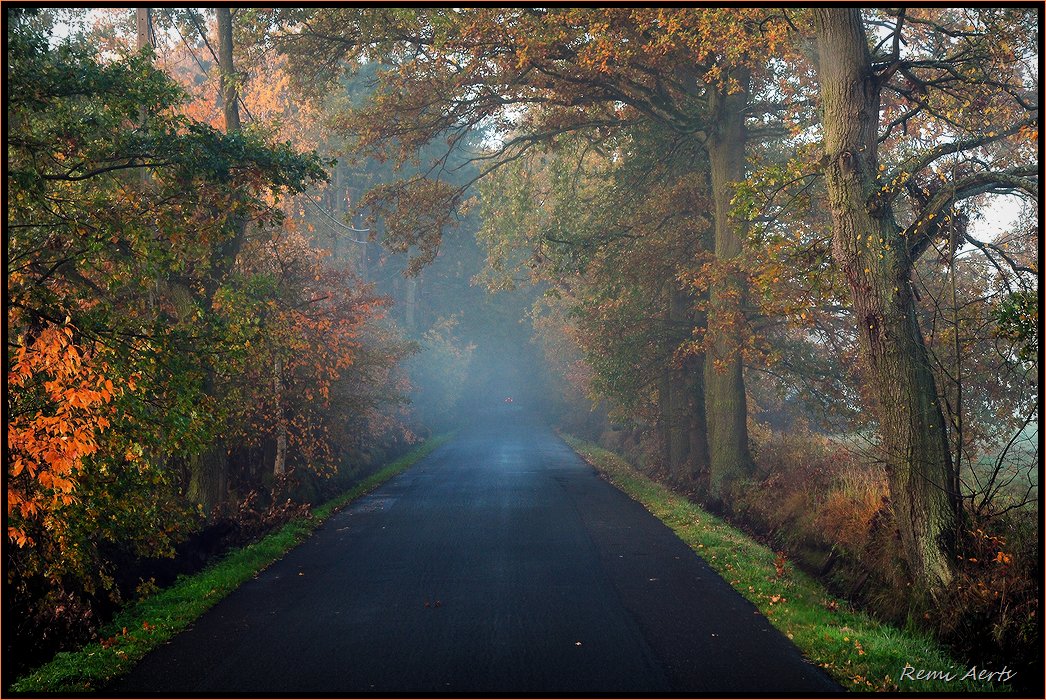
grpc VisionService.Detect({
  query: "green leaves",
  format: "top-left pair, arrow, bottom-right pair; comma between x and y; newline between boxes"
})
5,12 -> 330,621
992,290 -> 1037,363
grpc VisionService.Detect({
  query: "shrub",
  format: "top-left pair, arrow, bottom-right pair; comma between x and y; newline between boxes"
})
731,425 -> 1039,691
937,513 -> 1040,682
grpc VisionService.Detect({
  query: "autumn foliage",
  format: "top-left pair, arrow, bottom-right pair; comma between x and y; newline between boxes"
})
5,9 -> 416,674
8,326 -> 119,548
5,6 -> 1038,688
259,4 -> 1038,678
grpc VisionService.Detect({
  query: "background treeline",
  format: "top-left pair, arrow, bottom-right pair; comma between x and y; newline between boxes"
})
4,6 -> 1039,687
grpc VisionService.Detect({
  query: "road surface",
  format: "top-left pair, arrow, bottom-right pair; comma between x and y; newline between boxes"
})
111,408 -> 839,694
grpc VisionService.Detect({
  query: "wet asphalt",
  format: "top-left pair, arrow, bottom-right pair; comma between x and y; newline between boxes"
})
109,407 -> 840,695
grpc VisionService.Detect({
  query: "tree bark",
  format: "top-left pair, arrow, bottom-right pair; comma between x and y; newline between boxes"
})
189,7 -> 247,518
814,8 -> 958,599
669,284 -> 711,485
187,442 -> 228,516
136,8 -> 150,54
273,358 -> 287,477
216,8 -> 240,133
136,8 -> 151,138
704,66 -> 755,502
660,285 -> 709,486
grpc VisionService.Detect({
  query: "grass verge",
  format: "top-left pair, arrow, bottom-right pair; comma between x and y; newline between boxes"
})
9,432 -> 454,694
561,433 -> 1009,693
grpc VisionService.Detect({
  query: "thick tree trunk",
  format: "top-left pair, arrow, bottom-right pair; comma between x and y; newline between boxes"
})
704,67 -> 755,502
659,363 -> 674,472
660,286 -> 709,486
814,8 -> 958,599
187,442 -> 228,516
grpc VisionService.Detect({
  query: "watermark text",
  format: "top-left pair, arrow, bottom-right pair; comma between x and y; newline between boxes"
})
900,664 -> 1015,685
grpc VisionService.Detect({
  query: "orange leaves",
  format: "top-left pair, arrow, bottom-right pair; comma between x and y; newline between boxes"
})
9,524 -> 34,548
7,323 -> 122,547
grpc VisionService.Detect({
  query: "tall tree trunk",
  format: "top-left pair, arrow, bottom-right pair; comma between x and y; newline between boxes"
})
814,8 -> 958,599
189,7 -> 246,517
273,358 -> 287,477
187,442 -> 228,516
136,8 -> 151,140
669,284 -> 711,485
660,288 -> 687,480
660,285 -> 709,487
202,8 -> 248,303
216,8 -> 240,133
704,67 -> 755,503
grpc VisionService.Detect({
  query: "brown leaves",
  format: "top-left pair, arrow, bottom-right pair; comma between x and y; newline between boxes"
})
362,177 -> 463,276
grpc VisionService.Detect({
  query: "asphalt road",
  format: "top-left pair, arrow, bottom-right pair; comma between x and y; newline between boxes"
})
111,407 -> 840,694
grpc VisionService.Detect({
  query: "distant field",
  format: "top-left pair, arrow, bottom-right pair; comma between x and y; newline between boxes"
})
825,424 -> 1038,509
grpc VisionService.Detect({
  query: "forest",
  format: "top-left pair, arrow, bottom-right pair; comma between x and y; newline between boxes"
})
5,6 -> 1040,691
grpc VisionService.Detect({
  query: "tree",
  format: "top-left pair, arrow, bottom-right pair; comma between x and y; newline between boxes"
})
811,7 -> 1037,598
6,6 -> 324,613
477,124 -> 713,484
261,7 -> 804,496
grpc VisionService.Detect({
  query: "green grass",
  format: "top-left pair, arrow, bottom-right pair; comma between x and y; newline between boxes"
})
8,432 -> 454,694
560,434 -> 1010,693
